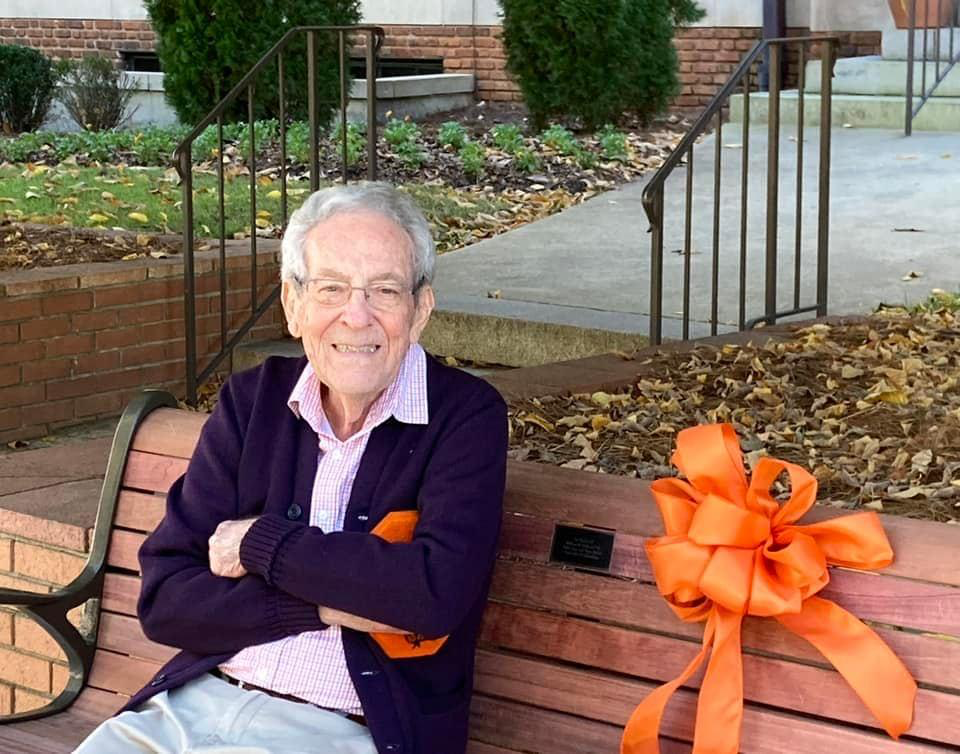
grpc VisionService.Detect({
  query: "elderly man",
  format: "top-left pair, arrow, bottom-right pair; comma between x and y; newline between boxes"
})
75,183 -> 508,754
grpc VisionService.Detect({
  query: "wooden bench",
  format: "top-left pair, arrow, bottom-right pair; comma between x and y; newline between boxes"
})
1,390 -> 959,752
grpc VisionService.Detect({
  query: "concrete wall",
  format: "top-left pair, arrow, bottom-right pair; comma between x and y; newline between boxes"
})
693,0 -> 892,31
361,0 -> 501,26
0,0 -> 147,20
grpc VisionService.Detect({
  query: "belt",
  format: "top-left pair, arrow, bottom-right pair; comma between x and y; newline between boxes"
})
211,671 -> 366,726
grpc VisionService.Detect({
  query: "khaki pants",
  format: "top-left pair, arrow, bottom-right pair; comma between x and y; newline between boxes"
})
73,673 -> 377,754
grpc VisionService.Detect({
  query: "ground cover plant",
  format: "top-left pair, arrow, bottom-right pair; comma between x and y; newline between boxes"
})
507,306 -> 960,523
0,103 -> 688,266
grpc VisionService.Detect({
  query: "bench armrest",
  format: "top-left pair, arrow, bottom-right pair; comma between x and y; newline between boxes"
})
0,586 -> 60,607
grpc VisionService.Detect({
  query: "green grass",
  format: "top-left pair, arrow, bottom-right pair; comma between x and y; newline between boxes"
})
0,163 -> 511,252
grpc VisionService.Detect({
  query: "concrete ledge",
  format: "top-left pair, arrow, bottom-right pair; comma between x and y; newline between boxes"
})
351,74 -> 475,99
805,57 -> 960,97
882,27 -> 960,61
729,90 -> 960,131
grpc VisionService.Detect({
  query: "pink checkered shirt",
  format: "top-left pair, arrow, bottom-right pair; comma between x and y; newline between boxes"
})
219,344 -> 429,712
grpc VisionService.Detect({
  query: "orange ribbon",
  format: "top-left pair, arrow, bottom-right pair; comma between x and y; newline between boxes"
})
369,510 -> 448,659
621,424 -> 917,754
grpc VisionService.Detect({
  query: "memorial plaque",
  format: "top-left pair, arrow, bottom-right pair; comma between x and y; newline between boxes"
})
549,523 -> 615,571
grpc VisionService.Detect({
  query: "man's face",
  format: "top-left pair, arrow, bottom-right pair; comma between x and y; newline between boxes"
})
281,209 -> 434,410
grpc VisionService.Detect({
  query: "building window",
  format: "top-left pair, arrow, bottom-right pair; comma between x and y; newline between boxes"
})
350,58 -> 444,78
120,51 -> 162,72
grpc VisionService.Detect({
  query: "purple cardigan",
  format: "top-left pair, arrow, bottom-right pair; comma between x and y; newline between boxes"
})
129,354 -> 508,754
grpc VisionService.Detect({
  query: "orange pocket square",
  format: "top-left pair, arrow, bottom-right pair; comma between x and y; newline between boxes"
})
369,510 -> 449,659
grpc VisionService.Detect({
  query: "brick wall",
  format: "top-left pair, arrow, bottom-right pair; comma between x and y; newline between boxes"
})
673,27 -> 882,111
0,510 -> 90,714
0,18 -> 155,61
0,237 -> 284,445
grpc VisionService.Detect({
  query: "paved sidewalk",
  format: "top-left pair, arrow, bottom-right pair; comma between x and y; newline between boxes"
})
435,127 -> 960,338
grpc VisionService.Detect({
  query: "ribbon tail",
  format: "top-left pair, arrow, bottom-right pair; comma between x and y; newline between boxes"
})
693,606 -> 744,754
776,595 -> 917,738
621,613 -> 716,754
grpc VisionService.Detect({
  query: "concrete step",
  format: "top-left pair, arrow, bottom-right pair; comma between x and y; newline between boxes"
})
728,90 -> 960,131
805,56 -> 960,97
882,27 -> 960,61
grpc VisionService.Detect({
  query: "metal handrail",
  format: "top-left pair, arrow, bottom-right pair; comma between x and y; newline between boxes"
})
173,26 -> 385,405
642,36 -> 838,344
905,0 -> 960,135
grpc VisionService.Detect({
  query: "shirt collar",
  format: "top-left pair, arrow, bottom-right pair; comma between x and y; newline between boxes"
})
288,343 -> 429,438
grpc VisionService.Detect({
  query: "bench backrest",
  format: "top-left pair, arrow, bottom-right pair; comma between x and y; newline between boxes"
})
86,407 -> 960,752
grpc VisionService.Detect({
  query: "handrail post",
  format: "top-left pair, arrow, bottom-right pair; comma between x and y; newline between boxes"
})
648,189 -> 664,346
366,29 -> 378,180
307,30 -> 319,192
906,0 -> 915,136
339,30 -> 349,183
180,147 -> 197,407
764,42 -> 781,321
816,39 -> 833,317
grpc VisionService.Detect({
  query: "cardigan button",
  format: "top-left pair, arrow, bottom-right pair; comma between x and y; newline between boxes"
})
150,674 -> 167,687
286,503 -> 303,520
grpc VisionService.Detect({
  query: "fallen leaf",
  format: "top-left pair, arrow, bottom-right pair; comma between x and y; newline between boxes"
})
128,212 -> 149,223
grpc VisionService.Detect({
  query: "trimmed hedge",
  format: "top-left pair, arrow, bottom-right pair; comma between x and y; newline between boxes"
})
0,45 -> 57,133
500,0 -> 704,130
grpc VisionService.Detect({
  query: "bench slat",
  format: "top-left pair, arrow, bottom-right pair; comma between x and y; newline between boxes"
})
473,650 -> 951,753
466,742 -> 524,754
98,611 -> 177,665
114,490 -> 166,534
131,409 -> 207,458
499,514 -> 960,635
88,648 -> 161,696
504,461 -> 960,587
479,604 -> 960,743
102,573 -> 140,617
122,451 -> 188,495
106,529 -> 145,573
488,560 -> 960,690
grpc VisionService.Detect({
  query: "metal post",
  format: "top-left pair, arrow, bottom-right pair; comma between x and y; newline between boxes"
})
649,190 -> 664,345
180,148 -> 197,407
339,30 -> 349,183
307,31 -> 319,191
248,86 -> 257,315
278,52 -> 288,226
816,40 -> 833,317
906,0 -> 916,135
366,30 -> 378,180
764,43 -> 781,320
759,0 -> 786,90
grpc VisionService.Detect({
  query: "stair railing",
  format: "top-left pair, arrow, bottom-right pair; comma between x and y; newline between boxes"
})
172,26 -> 384,406
642,37 -> 837,344
905,0 -> 960,135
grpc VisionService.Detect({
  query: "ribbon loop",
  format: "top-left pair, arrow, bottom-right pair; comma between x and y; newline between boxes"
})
622,424 -> 916,754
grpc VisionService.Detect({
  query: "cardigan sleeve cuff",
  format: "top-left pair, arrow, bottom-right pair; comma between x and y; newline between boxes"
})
270,589 -> 326,636
240,513 -> 301,583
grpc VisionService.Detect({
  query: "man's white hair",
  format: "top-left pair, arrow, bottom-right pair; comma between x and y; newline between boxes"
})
280,182 -> 436,288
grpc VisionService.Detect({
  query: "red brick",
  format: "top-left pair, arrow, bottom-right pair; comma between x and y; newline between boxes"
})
0,407 -> 21,431
0,647 -> 50,691
51,663 -> 69,695
21,399 -> 75,426
4,275 -> 77,297
0,611 -> 12,645
14,615 -> 65,661
13,542 -> 85,585
21,358 -> 72,383
121,342 -> 178,368
74,391 -> 122,418
96,326 -> 142,350
0,297 -> 41,323
0,364 -> 18,387
0,324 -> 17,344
74,350 -> 121,374
0,383 -> 44,408
44,334 -> 93,357
47,368 -> 145,400
71,309 -> 118,332
40,291 -> 92,316
20,315 -> 70,340
0,684 -> 9,716
95,278 -> 182,307
141,320 -> 184,342
14,687 -> 51,712
117,302 -> 167,325
78,267 -> 147,287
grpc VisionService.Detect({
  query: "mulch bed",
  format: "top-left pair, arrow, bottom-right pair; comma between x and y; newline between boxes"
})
0,222 -> 182,271
507,307 -> 960,523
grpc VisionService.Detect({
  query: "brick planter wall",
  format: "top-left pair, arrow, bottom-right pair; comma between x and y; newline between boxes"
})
0,509 -> 90,714
0,18 -> 156,60
0,237 -> 284,444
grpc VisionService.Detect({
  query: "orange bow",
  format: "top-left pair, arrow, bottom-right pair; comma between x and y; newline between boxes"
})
621,424 -> 916,754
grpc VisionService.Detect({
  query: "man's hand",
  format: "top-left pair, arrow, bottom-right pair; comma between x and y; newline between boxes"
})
208,518 -> 258,578
319,606 -> 409,634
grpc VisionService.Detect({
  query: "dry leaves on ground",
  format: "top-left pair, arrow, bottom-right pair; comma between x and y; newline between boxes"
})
508,308 -> 960,523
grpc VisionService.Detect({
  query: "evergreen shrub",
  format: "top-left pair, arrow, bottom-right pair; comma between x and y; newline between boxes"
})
499,0 -> 704,130
0,45 -> 57,133
145,0 -> 361,127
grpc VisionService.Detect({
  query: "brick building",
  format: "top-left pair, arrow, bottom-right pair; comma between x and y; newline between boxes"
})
0,0 -> 894,118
